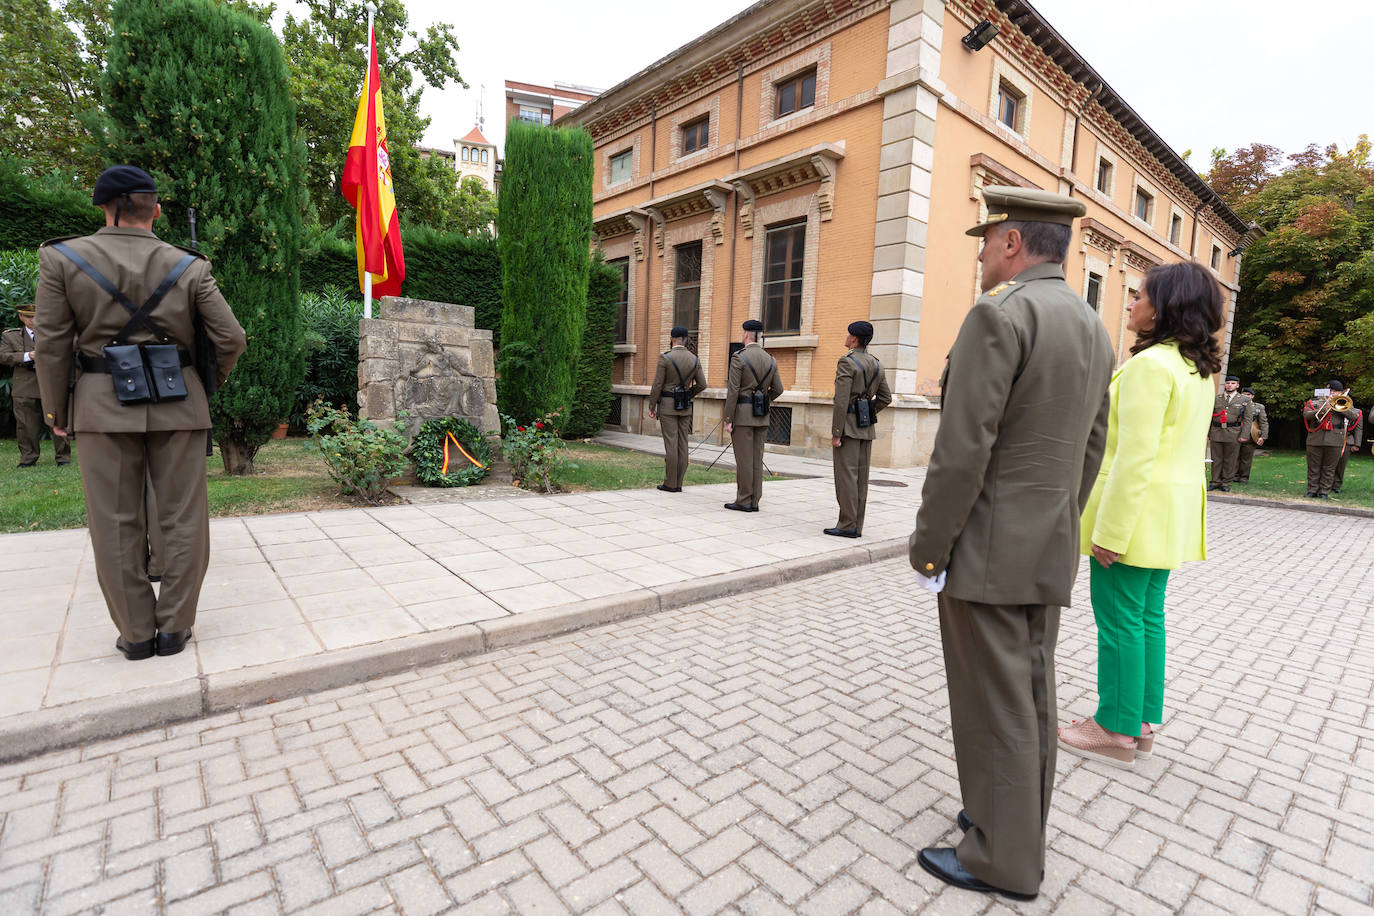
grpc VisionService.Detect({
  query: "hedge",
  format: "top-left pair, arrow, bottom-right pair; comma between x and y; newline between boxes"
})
565,256 -> 619,439
0,155 -> 103,251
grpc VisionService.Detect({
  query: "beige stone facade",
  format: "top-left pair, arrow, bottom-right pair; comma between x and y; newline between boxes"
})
563,0 -> 1255,467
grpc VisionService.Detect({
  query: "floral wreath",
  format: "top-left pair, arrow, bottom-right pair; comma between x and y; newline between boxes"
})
411,416 -> 493,487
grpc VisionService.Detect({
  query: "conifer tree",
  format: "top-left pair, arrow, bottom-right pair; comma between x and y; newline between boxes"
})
98,0 -> 307,474
496,121 -> 593,425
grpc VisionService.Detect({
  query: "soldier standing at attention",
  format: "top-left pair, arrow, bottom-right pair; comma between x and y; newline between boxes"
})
35,165 -> 246,661
1235,387 -> 1269,483
909,186 -> 1113,900
1303,380 -> 1360,499
1,304 -> 72,467
1207,375 -> 1252,491
647,325 -> 706,493
825,320 -> 891,537
723,319 -> 783,512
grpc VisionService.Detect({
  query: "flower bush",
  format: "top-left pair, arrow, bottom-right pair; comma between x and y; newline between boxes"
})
411,416 -> 493,487
306,399 -> 409,504
501,410 -> 567,493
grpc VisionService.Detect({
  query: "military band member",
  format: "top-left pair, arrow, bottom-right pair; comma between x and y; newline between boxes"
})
723,318 -> 783,512
1332,390 -> 1362,495
1207,375 -> 1252,491
1235,387 -> 1269,483
35,165 -> 246,661
910,187 -> 1113,900
647,326 -> 706,493
1,305 -> 72,467
826,320 -> 891,537
1303,379 -> 1360,498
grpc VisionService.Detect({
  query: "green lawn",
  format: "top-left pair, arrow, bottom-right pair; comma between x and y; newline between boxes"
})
0,437 -> 754,533
1223,447 -> 1374,508
558,441 -> 750,493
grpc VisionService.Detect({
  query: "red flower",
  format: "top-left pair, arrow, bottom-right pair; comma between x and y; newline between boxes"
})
517,426 -> 526,432
535,422 -> 544,429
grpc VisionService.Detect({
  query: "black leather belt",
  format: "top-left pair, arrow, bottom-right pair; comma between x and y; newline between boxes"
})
78,350 -> 192,373
17,363 -> 35,371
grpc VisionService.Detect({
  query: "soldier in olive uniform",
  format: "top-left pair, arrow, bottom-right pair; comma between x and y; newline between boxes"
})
35,166 -> 246,661
1235,387 -> 1269,483
723,319 -> 784,511
910,187 -> 1113,900
1331,386 -> 1362,495
1,305 -> 71,466
1303,380 -> 1360,498
826,320 -> 891,537
1207,375 -> 1252,491
647,326 -> 706,493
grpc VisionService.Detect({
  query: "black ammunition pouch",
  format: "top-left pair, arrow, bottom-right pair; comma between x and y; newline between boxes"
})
52,242 -> 197,407
672,387 -> 691,412
846,352 -> 881,429
742,357 -> 776,418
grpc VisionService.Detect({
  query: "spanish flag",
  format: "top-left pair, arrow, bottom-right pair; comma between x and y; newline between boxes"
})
341,24 -> 404,298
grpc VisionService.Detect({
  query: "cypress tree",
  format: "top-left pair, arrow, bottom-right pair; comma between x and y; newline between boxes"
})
98,0 -> 307,474
496,121 -> 593,425
565,256 -> 619,439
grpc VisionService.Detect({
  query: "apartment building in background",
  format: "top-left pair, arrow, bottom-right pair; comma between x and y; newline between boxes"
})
505,80 -> 601,128
561,0 -> 1258,467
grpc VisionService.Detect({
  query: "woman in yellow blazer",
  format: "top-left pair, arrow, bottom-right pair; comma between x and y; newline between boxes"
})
1059,261 -> 1224,766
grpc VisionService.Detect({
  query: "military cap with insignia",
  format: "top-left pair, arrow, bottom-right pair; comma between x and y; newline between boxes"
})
742,319 -> 764,332
1328,379 -> 1344,391
966,185 -> 1087,237
17,304 -> 36,318
1242,387 -> 1254,395
671,326 -> 690,339
847,320 -> 873,340
1225,375 -> 1240,382
92,165 -> 158,205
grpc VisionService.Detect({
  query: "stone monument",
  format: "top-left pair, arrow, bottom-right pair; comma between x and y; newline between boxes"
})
357,296 -> 498,437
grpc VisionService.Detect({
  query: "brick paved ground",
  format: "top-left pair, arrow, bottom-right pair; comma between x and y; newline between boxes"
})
0,500 -> 1370,914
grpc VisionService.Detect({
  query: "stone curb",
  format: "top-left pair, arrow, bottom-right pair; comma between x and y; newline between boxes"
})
0,536 -> 909,763
1209,492 -> 1374,519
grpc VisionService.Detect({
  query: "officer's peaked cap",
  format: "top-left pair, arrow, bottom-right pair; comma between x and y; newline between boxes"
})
966,185 -> 1086,237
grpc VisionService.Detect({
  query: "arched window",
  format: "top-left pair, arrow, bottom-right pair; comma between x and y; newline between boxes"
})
461,147 -> 469,162
481,149 -> 489,164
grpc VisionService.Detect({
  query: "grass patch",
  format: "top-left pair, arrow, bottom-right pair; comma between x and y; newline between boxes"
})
1224,447 -> 1374,508
0,437 -> 353,533
558,441 -> 746,493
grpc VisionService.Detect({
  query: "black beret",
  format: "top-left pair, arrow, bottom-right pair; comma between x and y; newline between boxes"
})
670,326 -> 689,339
847,320 -> 874,339
1225,375 -> 1240,382
1241,387 -> 1254,395
1328,379 -> 1344,391
742,319 -> 764,332
92,165 -> 157,205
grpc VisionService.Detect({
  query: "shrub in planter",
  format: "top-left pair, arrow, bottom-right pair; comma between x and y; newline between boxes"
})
306,399 -> 408,504
500,410 -> 567,493
411,416 -> 492,487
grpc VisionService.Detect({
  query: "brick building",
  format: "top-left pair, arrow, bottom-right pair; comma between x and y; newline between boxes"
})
505,80 -> 601,128
561,0 -> 1258,467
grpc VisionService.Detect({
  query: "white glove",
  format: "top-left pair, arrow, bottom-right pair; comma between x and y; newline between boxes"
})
915,570 -> 947,594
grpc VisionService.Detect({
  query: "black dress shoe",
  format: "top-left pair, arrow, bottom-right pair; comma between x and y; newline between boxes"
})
1317,493 -> 1329,499
56,460 -> 70,466
724,502 -> 752,511
957,809 -> 973,832
1306,491 -> 1319,498
17,462 -> 36,468
1219,485 -> 1230,492
155,628 -> 193,657
1206,483 -> 1221,491
823,527 -> 860,538
656,484 -> 682,493
115,636 -> 156,661
917,847 -> 1036,901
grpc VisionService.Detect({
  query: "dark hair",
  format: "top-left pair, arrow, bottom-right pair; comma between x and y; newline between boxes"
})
1004,220 -> 1072,263
102,191 -> 158,222
1132,261 -> 1224,377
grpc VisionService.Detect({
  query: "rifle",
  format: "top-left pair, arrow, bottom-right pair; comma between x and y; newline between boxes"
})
188,208 -> 219,457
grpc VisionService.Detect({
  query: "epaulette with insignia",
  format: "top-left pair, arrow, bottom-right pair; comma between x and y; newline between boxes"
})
986,280 -> 1017,298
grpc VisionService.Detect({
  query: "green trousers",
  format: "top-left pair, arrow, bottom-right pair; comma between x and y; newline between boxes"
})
1089,559 -> 1169,736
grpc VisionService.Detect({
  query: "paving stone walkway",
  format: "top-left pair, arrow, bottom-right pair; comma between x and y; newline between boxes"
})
1,500 -> 1369,914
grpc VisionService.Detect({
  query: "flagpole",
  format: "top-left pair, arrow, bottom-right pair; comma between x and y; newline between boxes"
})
363,2 -> 377,320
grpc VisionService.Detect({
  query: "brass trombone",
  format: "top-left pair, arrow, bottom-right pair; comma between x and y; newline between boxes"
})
1315,393 -> 1354,423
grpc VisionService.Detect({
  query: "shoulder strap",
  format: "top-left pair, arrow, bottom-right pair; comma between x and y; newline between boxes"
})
52,242 -> 196,345
845,352 -> 876,398
670,350 -> 697,388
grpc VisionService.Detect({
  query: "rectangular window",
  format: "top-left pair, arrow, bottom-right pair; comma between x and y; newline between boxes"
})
1170,213 -> 1183,246
673,242 -> 702,341
518,105 -> 551,126
1134,187 -> 1153,223
775,67 -> 817,118
682,116 -> 709,154
610,257 -> 630,344
996,81 -> 1022,130
762,221 -> 805,334
1086,272 -> 1103,312
1211,244 -> 1222,270
609,150 -> 632,185
1096,158 -> 1113,194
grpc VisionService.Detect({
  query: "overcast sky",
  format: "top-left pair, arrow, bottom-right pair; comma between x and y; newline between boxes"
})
394,0 -> 1367,167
